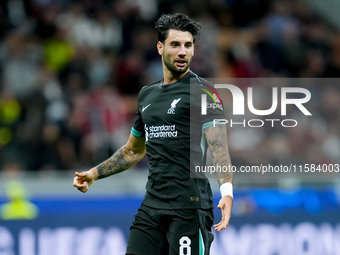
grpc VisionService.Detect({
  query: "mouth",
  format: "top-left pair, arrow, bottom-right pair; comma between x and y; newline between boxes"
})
175,59 -> 187,67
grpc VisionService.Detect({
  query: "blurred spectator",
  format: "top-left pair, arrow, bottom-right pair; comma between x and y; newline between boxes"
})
0,0 -> 34,29
87,48 -> 113,89
0,31 -> 43,99
37,67 -> 69,123
116,51 -> 146,96
0,180 -> 39,220
58,3 -> 123,52
43,26 -> 74,73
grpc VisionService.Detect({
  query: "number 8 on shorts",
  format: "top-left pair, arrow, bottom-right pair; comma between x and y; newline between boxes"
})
179,236 -> 191,255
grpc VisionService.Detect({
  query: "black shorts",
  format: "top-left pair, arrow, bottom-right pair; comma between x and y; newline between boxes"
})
126,204 -> 214,255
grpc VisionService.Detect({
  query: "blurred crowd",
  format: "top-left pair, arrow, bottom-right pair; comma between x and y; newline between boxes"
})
0,0 -> 339,176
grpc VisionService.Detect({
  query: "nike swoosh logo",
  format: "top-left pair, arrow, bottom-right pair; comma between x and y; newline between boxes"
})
142,104 -> 151,112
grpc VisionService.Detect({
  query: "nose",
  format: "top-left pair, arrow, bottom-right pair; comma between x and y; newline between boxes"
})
178,45 -> 187,57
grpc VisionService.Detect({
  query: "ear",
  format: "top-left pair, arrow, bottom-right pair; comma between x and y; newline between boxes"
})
157,41 -> 163,55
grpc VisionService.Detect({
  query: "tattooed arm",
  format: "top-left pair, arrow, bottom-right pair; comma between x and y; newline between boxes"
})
73,134 -> 146,193
204,125 -> 233,231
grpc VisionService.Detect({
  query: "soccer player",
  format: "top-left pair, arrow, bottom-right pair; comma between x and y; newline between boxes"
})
73,13 -> 233,255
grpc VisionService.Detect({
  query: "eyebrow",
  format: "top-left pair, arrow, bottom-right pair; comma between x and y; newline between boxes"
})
169,40 -> 193,44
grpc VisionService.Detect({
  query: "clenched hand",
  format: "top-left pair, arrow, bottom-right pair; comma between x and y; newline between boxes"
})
73,170 -> 96,193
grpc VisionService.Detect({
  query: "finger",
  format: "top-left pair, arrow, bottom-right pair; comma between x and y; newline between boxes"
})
73,181 -> 85,188
73,178 -> 81,187
215,225 -> 226,232
73,177 -> 87,188
77,182 -> 89,193
214,220 -> 228,232
217,199 -> 225,210
213,219 -> 226,228
213,221 -> 222,228
214,226 -> 222,232
214,223 -> 223,232
78,186 -> 88,193
213,213 -> 230,231
75,171 -> 87,177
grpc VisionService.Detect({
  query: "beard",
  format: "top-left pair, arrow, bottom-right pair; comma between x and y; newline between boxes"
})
163,54 -> 192,75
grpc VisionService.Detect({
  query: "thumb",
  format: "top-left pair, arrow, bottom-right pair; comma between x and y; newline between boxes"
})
75,171 -> 87,177
217,199 -> 224,209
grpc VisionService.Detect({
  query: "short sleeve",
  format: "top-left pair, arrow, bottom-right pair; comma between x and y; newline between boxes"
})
131,87 -> 147,138
131,110 -> 145,137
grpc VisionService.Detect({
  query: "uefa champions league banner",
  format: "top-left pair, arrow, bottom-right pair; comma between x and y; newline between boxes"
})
0,213 -> 339,255
0,190 -> 340,255
1,220 -> 340,255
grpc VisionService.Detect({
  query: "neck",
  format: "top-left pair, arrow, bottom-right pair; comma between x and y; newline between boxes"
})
162,68 -> 190,85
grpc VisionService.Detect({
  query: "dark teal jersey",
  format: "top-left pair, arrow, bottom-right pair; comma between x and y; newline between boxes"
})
131,71 -> 225,209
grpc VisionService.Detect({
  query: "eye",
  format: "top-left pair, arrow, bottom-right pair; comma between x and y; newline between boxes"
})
185,43 -> 192,48
171,42 -> 179,47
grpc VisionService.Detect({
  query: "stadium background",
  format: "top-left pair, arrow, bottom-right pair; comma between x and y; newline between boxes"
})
0,0 -> 339,254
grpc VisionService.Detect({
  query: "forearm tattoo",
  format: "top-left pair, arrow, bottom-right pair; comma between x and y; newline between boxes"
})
205,125 -> 233,186
97,147 -> 135,179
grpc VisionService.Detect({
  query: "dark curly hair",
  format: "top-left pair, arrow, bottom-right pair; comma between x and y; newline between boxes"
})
155,13 -> 201,43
